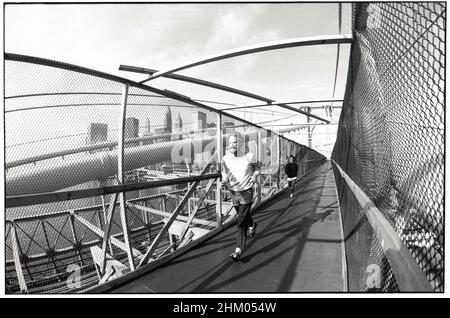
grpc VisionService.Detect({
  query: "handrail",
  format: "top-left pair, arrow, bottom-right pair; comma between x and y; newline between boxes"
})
6,173 -> 220,208
331,160 -> 433,292
5,190 -> 185,223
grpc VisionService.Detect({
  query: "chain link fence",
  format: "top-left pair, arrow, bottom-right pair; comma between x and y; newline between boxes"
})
5,54 -> 326,294
332,2 -> 445,292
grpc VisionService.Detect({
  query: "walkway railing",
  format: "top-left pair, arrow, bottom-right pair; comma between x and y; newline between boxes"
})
331,3 -> 444,292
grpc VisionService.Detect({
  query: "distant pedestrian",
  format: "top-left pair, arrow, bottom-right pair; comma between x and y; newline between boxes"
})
284,156 -> 298,197
221,132 -> 260,262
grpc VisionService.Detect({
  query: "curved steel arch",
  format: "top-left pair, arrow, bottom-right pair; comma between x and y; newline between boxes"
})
222,100 -> 343,110
140,34 -> 352,82
120,65 -> 274,103
120,66 -> 333,123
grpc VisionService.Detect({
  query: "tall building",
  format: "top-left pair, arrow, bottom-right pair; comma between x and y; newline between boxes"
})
125,117 -> 139,147
86,123 -> 108,154
172,112 -> 183,141
164,106 -> 172,133
142,117 -> 153,146
192,111 -> 207,132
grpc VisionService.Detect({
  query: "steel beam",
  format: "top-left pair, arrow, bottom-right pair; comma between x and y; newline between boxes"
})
276,104 -> 330,123
99,193 -> 119,274
10,223 -> 28,293
117,83 -> 135,271
276,136 -> 281,191
99,196 -> 114,256
179,177 -> 217,241
257,131 -> 262,205
120,65 -> 337,124
6,173 -> 220,208
41,221 -> 58,273
74,214 -> 143,260
222,100 -> 344,110
137,161 -> 214,267
120,65 -> 274,103
140,35 -> 352,82
127,201 -> 213,227
216,113 -> 223,227
69,213 -> 85,265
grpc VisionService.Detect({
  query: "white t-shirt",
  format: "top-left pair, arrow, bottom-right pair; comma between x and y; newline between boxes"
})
222,152 -> 256,192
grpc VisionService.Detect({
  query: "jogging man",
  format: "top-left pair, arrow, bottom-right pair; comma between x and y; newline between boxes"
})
284,155 -> 299,197
221,132 -> 259,262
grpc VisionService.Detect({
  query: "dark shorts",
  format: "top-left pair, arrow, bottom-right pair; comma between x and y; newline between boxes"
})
230,188 -> 254,206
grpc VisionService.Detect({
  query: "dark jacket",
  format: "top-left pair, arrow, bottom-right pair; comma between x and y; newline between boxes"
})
284,163 -> 298,178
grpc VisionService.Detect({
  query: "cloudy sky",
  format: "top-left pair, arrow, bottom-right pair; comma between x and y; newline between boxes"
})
5,2 -> 351,98
5,2 -> 352,156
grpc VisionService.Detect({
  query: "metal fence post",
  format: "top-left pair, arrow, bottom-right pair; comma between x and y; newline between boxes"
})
100,195 -> 114,257
142,200 -> 151,241
306,107 -> 312,148
257,130 -> 262,205
118,83 -> 135,270
41,221 -> 58,272
69,214 -> 85,265
276,135 -> 281,191
10,222 -> 28,293
162,196 -> 167,212
188,197 -> 191,217
216,112 -> 223,227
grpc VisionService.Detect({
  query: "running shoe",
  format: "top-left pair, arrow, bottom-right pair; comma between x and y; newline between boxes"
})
230,251 -> 241,262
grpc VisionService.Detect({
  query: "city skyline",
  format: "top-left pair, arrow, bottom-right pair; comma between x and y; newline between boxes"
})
86,107 -> 214,143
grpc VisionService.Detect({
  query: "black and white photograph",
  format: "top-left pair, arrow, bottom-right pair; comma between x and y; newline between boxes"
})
2,1 -> 445,299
